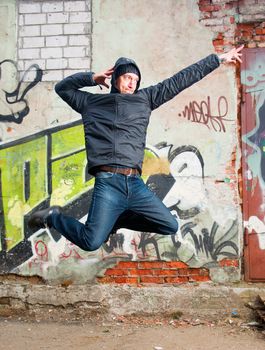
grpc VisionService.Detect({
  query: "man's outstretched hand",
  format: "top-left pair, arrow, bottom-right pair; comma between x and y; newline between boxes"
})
219,45 -> 244,64
93,67 -> 114,88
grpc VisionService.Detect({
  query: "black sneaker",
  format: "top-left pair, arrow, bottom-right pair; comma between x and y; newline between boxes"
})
28,206 -> 62,231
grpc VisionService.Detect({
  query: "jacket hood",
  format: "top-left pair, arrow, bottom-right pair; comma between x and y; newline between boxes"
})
110,57 -> 141,93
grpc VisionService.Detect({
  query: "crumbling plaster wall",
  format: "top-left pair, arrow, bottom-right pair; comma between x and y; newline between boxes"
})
0,0 -> 242,284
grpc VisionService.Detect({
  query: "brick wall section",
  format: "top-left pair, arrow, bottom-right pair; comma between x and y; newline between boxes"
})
219,258 -> 239,267
199,0 -> 265,211
18,0 -> 92,81
198,0 -> 265,52
97,261 -> 211,285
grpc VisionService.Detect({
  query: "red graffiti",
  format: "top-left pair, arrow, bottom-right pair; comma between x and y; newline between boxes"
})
35,240 -> 48,259
178,96 -> 230,132
28,240 -> 48,270
59,242 -> 84,260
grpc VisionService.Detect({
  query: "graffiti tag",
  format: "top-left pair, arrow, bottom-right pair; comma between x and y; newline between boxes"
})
178,96 -> 230,132
0,59 -> 42,123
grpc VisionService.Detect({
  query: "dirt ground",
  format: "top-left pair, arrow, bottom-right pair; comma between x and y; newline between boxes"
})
0,316 -> 264,350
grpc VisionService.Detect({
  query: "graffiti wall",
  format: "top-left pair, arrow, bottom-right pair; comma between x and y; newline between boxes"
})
241,48 -> 265,281
0,0 -> 241,283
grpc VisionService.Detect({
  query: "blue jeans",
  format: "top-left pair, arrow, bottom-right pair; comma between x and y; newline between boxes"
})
48,172 -> 178,251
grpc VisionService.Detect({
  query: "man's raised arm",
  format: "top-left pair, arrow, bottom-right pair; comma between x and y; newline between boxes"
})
54,72 -> 97,113
142,45 -> 243,111
54,67 -> 114,113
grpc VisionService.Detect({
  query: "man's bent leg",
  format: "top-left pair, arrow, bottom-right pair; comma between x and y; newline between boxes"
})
48,173 -> 127,251
127,176 -> 178,235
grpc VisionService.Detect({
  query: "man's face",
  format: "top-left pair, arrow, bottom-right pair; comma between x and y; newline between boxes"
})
115,73 -> 139,94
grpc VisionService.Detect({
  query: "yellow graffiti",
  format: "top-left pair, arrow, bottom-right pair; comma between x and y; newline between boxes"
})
6,197 -> 31,247
7,196 -> 31,228
142,157 -> 170,176
50,179 -> 76,206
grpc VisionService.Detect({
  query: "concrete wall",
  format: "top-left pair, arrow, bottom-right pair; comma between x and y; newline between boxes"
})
0,0 -> 244,284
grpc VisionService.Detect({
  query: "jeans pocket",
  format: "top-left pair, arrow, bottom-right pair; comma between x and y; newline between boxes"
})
96,171 -> 114,179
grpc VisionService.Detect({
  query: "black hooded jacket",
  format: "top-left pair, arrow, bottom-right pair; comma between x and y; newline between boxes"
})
55,55 -> 220,175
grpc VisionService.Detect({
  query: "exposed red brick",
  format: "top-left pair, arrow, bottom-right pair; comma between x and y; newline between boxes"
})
235,28 -> 241,36
219,258 -> 239,267
140,276 -> 164,284
237,23 -> 254,31
177,268 -> 189,276
215,32 -> 224,40
163,261 -> 188,268
198,0 -> 211,5
97,276 -> 115,283
165,276 -> 189,284
199,5 -> 222,12
138,261 -> 164,269
189,275 -> 210,282
99,260 -> 211,285
129,269 -> 153,276
255,28 -> 265,34
152,269 -> 179,276
199,268 -> 210,276
186,268 -> 201,275
116,261 -> 138,269
105,268 -> 128,276
128,268 -> 139,276
225,3 -> 235,10
198,2 -> 265,51
213,5 -> 222,11
114,277 -> 138,284
213,39 -> 224,46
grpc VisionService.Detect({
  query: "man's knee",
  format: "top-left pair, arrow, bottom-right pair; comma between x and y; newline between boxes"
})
167,219 -> 179,235
80,239 -> 101,251
81,233 -> 104,251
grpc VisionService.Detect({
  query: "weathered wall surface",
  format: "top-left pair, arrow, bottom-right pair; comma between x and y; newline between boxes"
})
0,0 -> 91,139
0,0 -> 249,284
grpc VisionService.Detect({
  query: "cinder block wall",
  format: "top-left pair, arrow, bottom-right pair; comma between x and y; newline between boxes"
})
18,0 -> 92,81
0,0 -> 264,285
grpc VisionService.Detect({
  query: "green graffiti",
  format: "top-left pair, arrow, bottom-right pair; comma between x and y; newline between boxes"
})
0,123 -> 95,253
0,136 -> 48,251
52,124 -> 85,158
50,124 -> 94,205
51,151 -> 94,205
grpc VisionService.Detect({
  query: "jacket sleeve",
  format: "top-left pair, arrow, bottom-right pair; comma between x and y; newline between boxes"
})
54,72 -> 97,113
142,54 -> 220,110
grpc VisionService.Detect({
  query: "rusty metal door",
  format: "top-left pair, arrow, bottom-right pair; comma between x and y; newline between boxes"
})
241,48 -> 265,281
